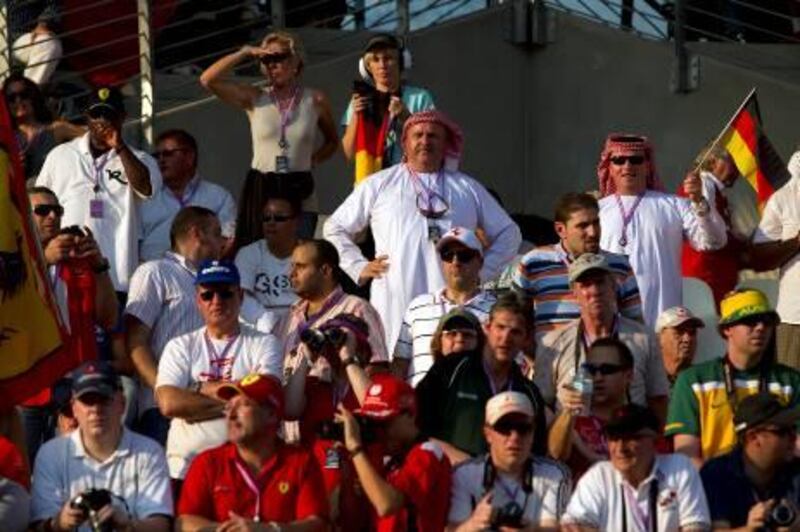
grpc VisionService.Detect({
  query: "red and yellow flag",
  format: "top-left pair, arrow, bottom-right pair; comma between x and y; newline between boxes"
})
354,111 -> 390,185
719,90 -> 789,211
0,96 -> 67,409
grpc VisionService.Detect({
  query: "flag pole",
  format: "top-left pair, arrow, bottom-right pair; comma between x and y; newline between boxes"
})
693,87 -> 757,172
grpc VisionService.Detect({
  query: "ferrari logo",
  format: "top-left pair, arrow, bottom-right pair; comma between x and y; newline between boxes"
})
241,374 -> 261,386
278,481 -> 290,494
98,88 -> 110,101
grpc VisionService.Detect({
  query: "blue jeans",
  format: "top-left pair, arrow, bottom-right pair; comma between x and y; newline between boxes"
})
19,406 -> 54,464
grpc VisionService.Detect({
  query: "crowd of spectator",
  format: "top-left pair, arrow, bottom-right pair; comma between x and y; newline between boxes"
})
5,27 -> 800,532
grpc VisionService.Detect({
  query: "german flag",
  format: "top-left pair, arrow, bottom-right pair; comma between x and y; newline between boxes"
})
354,111 -> 391,185
0,94 -> 67,409
719,90 -> 789,211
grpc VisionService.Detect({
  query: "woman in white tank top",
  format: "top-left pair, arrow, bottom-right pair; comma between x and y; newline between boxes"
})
200,31 -> 338,248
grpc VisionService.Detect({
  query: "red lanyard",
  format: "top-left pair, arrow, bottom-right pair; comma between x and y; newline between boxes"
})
203,331 -> 239,380
234,461 -> 263,522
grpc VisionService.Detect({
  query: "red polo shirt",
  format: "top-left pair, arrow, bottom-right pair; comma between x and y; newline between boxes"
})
375,441 -> 452,532
177,442 -> 328,524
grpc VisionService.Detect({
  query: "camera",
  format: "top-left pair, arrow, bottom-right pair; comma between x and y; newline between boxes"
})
767,500 -> 797,528
489,500 -> 525,529
59,225 -> 85,238
316,417 -> 378,444
71,488 -> 113,532
300,327 -> 347,353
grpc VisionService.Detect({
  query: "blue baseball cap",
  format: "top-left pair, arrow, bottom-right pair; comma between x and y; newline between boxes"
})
72,360 -> 121,399
195,259 -> 240,286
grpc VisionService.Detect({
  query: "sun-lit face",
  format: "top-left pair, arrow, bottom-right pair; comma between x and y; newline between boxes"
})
484,310 -> 529,364
226,394 -> 277,444
608,149 -> 648,195
72,392 -> 124,440
196,283 -> 242,330
403,122 -> 446,173
260,41 -> 299,87
556,208 -> 601,255
484,413 -> 535,472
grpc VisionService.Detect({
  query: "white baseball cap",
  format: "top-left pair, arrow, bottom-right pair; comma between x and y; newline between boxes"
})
435,227 -> 483,256
485,391 -> 534,426
655,306 -> 705,333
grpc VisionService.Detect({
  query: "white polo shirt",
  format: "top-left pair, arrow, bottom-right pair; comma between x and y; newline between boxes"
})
235,239 -> 297,320
449,455 -> 571,527
155,324 -> 283,479
31,428 -> 173,529
563,454 -> 710,531
393,288 -> 496,387
138,175 -> 236,262
36,133 -> 162,291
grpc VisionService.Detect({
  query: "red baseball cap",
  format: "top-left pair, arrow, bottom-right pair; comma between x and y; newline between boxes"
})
218,374 -> 284,418
355,374 -> 416,420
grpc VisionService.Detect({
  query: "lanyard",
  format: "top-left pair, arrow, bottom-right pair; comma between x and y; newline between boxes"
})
406,165 -> 449,218
573,317 -> 620,373
91,151 -> 113,194
269,85 -> 300,151
614,192 -> 646,248
298,290 -> 346,335
621,478 -> 659,532
496,476 -> 520,501
722,357 -> 768,414
203,331 -> 239,380
170,178 -> 200,208
234,461 -> 263,522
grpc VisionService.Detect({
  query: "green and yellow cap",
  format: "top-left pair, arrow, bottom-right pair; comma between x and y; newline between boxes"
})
718,289 -> 779,327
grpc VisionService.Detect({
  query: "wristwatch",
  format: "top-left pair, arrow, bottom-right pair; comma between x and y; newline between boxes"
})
341,357 -> 359,369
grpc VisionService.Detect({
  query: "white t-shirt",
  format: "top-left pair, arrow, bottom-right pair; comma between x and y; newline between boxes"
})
36,133 -> 162,291
139,175 -> 236,262
31,428 -> 173,530
753,174 -> 800,324
235,239 -> 297,319
563,454 -> 710,531
155,324 -> 283,479
449,455 -> 571,527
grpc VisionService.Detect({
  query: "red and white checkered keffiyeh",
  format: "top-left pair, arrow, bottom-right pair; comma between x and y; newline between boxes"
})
402,110 -> 464,170
597,133 -> 664,197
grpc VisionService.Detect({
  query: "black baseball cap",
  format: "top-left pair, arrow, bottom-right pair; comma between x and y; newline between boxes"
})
734,392 -> 800,433
71,360 -> 122,399
85,87 -> 125,118
604,404 -> 661,439
363,33 -> 401,54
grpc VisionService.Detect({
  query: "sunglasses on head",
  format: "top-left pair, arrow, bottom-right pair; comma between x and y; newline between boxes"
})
151,148 -> 186,159
260,53 -> 291,65
581,362 -> 627,376
610,155 -> 645,166
440,249 -> 479,263
199,288 -> 236,302
492,420 -> 534,437
262,214 -> 293,223
33,204 -> 64,217
6,90 -> 32,102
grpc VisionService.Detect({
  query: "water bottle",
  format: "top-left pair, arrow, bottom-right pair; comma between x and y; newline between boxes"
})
571,366 -> 593,416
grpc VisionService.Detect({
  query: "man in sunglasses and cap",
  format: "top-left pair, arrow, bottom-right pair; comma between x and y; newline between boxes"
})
36,86 -> 161,295
701,393 -> 800,530
393,226 -> 497,386
596,133 -> 727,327
449,391 -> 571,531
563,404 -> 710,532
155,259 -> 283,488
30,361 -> 172,532
667,288 -> 800,467
177,373 -> 328,530
325,110 -> 521,361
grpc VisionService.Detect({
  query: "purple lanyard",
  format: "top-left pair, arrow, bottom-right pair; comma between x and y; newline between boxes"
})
203,331 -> 239,380
407,165 -> 446,213
170,179 -> 199,208
298,290 -> 346,335
496,476 -> 520,502
270,85 -> 300,150
614,192 -> 646,248
234,461 -> 263,522
91,151 -> 112,194
623,484 -> 651,532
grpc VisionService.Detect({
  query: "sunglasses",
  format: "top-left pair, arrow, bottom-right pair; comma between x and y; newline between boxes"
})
492,420 -> 534,437
262,214 -> 294,223
199,288 -> 235,302
610,155 -> 645,166
581,362 -> 627,376
736,315 -> 777,328
260,53 -> 291,65
440,249 -> 479,263
151,148 -> 186,159
442,328 -> 478,338
758,426 -> 796,438
33,204 -> 64,217
6,90 -> 32,102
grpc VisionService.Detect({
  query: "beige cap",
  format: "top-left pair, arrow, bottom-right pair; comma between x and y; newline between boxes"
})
485,391 -> 534,426
568,253 -> 613,284
655,306 -> 705,333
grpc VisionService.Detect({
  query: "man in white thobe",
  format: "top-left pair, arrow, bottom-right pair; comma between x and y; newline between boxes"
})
324,110 -> 521,353
596,134 -> 727,327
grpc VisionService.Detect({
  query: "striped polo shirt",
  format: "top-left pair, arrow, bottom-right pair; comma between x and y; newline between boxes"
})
394,288 -> 496,386
512,244 -> 642,336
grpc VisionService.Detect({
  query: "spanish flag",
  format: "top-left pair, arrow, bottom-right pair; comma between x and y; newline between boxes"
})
719,89 -> 789,210
0,96 -> 67,409
354,111 -> 390,185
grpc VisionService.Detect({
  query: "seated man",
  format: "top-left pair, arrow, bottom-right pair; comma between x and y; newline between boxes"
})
449,391 -> 571,531
155,259 -> 283,485
562,405 -> 710,532
701,393 -> 800,530
30,361 -> 172,532
655,306 -> 704,386
337,375 -> 452,532
393,226 -> 497,386
177,373 -> 327,530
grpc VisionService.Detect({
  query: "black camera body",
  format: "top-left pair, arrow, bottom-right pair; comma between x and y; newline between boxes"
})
767,500 -> 797,528
317,417 -> 378,444
300,327 -> 347,354
70,488 -> 111,513
489,501 -> 525,529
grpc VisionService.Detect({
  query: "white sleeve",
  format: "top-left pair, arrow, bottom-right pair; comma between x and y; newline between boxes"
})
124,263 -> 165,328
472,181 -> 522,282
250,333 -> 285,379
562,466 -> 604,527
677,457 -> 711,528
35,150 -> 57,190
447,465 -> 477,525
155,337 -> 192,388
132,442 -> 174,518
322,182 -> 376,284
680,196 -> 728,251
30,441 -> 69,523
538,464 -> 572,522
235,246 -> 257,292
753,194 -> 784,243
